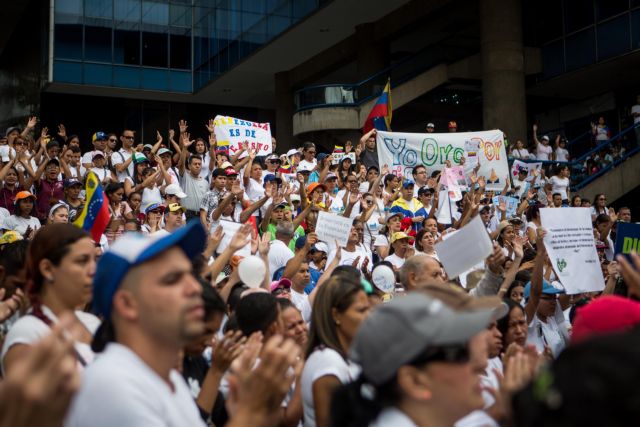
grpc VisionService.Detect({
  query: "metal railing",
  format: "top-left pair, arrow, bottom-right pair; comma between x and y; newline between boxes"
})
509,123 -> 639,191
293,41 -> 474,112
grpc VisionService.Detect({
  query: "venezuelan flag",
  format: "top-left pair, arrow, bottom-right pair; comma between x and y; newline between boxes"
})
279,159 -> 292,174
73,172 -> 110,243
363,79 -> 392,134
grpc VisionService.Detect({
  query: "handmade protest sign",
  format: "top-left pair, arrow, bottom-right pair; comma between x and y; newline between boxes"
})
511,160 -> 542,181
435,215 -> 493,278
614,222 -> 640,259
492,195 -> 519,218
442,166 -> 467,201
315,211 -> 353,246
331,152 -> 356,165
217,220 -> 251,256
213,115 -> 272,157
540,207 -> 605,294
376,129 -> 508,190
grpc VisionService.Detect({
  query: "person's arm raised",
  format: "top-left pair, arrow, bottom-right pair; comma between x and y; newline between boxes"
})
282,232 -> 317,280
525,228 -> 547,324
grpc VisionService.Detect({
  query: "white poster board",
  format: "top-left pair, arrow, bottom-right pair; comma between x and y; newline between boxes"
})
217,220 -> 251,257
435,215 -> 493,279
213,115 -> 272,157
331,152 -> 356,165
540,207 -> 605,294
315,211 -> 353,247
376,129 -> 508,190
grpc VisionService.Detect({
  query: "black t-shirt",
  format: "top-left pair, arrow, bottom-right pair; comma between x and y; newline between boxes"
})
182,354 -> 228,426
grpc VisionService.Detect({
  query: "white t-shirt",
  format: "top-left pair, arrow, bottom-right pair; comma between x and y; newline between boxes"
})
89,167 -> 113,184
199,152 -> 212,180
298,159 -> 317,172
536,142 -> 552,161
384,253 -> 406,269
370,408 -> 418,427
1,306 -> 100,374
111,148 -> 134,182
180,173 -> 209,212
1,215 -> 41,235
555,147 -> 569,162
326,245 -> 372,273
268,239 -> 294,278
290,288 -> 312,323
66,343 -> 205,427
301,347 -> 360,427
511,148 -> 530,159
527,314 -> 566,358
549,175 -> 569,200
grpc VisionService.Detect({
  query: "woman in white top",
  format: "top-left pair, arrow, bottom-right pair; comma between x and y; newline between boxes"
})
298,142 -> 318,172
301,275 -> 370,427
591,193 -> 608,221
2,191 -> 40,237
414,228 -> 438,259
549,165 -> 570,203
510,139 -> 530,159
2,224 -> 100,374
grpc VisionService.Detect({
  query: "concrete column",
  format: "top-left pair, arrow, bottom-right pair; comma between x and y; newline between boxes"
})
275,71 -> 294,151
355,23 -> 386,80
480,0 -> 527,143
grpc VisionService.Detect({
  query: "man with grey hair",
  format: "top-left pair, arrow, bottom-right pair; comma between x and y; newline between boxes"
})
268,220 -> 295,279
399,255 -> 446,290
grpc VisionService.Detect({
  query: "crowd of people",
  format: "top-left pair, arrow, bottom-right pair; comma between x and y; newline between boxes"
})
0,116 -> 639,427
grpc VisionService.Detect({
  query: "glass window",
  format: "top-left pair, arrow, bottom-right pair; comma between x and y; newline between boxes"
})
115,0 -> 140,22
597,14 -> 630,60
170,29 -> 191,69
84,25 -> 112,62
54,24 -> 83,59
242,0 -> 265,13
242,11 -> 262,32
170,4 -> 191,27
596,0 -> 628,21
114,66 -> 141,88
53,60 -> 82,83
169,70 -> 191,92
142,1 -> 169,25
141,68 -> 169,90
565,28 -> 595,70
55,0 -> 83,15
84,63 -> 113,86
564,0 -> 594,33
541,40 -> 565,78
631,9 -> 640,49
142,31 -> 168,67
114,28 -> 140,64
85,0 -> 112,19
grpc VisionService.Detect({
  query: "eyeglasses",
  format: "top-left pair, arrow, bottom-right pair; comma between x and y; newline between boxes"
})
307,150 -> 316,154
365,199 -> 373,203
122,135 -> 134,140
347,179 -> 357,183
109,138 -> 117,142
272,287 -> 290,296
598,198 -> 606,201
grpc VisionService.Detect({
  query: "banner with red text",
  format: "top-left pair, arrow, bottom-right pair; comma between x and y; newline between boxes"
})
213,115 -> 272,156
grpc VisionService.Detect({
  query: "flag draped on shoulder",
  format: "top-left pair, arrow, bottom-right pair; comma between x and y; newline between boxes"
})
363,79 -> 392,134
73,172 -> 110,243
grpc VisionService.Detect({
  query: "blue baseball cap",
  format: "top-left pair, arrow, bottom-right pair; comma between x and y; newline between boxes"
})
402,179 -> 415,189
93,220 -> 206,319
263,174 -> 282,185
523,280 -> 565,299
295,236 -> 307,250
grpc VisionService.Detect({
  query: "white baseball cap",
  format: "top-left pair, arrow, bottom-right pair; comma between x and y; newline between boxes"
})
164,183 -> 187,199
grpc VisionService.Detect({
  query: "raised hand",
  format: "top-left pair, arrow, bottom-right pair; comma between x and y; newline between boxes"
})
616,253 -> 640,299
258,232 -> 271,257
57,124 -> 67,140
156,130 -> 163,144
205,118 -> 216,134
26,116 -> 38,129
229,223 -> 252,250
181,132 -> 194,148
0,288 -> 23,324
178,119 -> 188,134
345,140 -> 353,153
208,226 -> 224,252
168,128 -> 175,141
211,330 -> 246,374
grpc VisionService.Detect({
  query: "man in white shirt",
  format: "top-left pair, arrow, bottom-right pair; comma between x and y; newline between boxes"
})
66,221 -> 208,427
111,129 -> 136,182
178,151 -> 208,220
288,261 -> 312,322
81,131 -> 109,169
268,221 -> 295,278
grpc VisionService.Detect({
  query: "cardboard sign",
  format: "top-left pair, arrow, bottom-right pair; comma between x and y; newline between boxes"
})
331,152 -> 356,165
315,211 -> 353,247
614,222 -> 640,259
217,220 -> 251,256
540,207 -> 605,294
435,215 -> 493,279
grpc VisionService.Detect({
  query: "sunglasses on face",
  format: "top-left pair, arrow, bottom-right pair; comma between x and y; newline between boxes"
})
109,138 -> 117,142
122,135 -> 134,140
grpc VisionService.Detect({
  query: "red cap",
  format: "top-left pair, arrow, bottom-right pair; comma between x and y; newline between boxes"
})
572,296 -> 640,343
